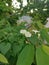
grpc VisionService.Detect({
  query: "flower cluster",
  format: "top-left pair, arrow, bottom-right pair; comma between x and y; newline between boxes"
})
20,29 -> 40,38
20,29 -> 31,37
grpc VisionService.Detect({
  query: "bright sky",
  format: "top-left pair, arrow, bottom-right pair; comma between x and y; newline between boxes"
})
12,0 -> 27,9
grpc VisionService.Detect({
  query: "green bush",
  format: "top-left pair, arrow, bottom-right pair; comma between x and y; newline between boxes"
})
0,19 -> 49,65
0,0 -> 49,65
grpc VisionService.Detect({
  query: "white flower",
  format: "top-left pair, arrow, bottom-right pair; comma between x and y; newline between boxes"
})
32,30 -> 40,34
35,8 -> 38,11
20,29 -> 31,37
12,0 -> 21,9
38,33 -> 40,38
43,9 -> 47,11
20,29 -> 27,34
44,0 -> 47,3
25,32 -> 31,37
13,10 -> 15,13
6,3 -> 8,6
22,0 -> 28,7
30,9 -> 34,13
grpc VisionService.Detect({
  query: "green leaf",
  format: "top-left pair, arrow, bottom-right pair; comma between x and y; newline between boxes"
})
42,44 -> 49,56
40,29 -> 49,44
35,21 -> 44,29
0,53 -> 8,64
0,43 -> 11,55
16,44 -> 34,65
36,47 -> 49,65
29,34 -> 38,45
13,43 -> 23,56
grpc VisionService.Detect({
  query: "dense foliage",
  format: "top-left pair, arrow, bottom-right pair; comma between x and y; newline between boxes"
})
0,0 -> 49,65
